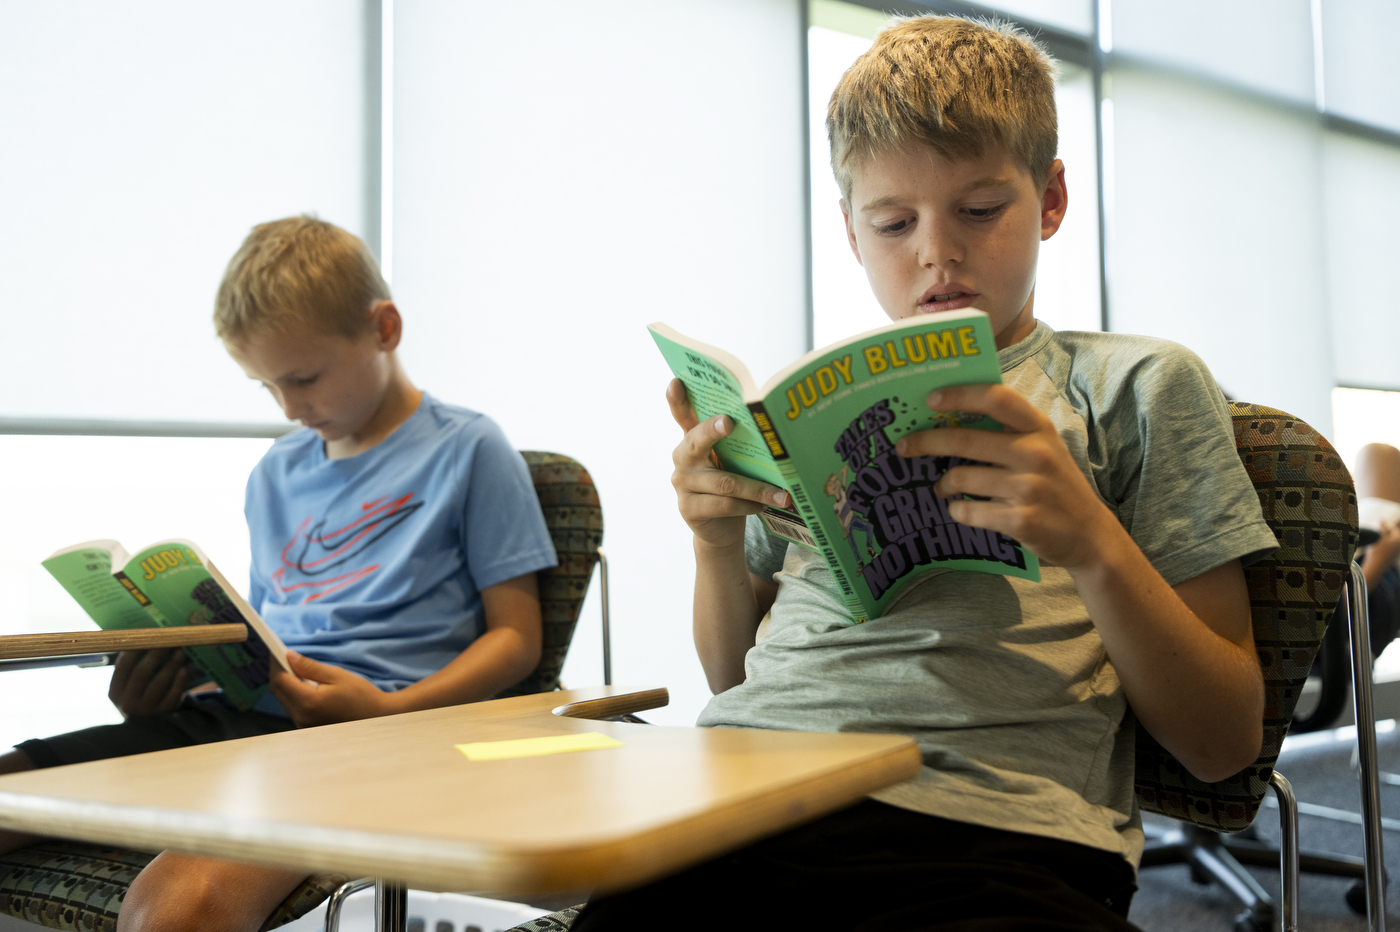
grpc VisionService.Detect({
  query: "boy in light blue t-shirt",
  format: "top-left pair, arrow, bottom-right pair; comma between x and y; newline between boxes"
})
0,217 -> 557,932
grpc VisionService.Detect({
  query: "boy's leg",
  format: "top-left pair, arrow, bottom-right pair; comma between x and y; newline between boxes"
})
3,699 -> 303,924
573,800 -> 1142,932
116,852 -> 307,932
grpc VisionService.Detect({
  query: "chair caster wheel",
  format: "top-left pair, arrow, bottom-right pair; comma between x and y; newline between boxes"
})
1346,879 -> 1369,915
1233,912 -> 1271,932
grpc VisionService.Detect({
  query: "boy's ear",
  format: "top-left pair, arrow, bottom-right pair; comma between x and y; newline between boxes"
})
369,300 -> 403,351
841,199 -> 864,267
1040,160 -> 1068,242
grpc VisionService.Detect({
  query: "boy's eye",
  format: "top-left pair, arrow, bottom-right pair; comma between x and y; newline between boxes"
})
874,218 -> 911,235
964,204 -> 1006,221
295,375 -> 319,387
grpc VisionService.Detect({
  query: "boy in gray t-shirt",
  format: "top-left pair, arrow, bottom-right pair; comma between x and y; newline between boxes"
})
575,15 -> 1276,932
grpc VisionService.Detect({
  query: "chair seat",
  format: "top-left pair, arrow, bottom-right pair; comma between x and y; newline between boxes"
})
0,841 -> 345,932
506,906 -> 581,931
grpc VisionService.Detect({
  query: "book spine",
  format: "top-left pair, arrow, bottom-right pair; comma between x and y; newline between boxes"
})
113,571 -> 170,626
748,402 -> 872,624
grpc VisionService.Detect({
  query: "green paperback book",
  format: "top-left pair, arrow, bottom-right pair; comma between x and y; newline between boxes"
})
43,538 -> 293,710
650,309 -> 1039,624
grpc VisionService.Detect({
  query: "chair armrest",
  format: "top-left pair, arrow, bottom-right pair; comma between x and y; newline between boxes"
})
551,687 -> 669,720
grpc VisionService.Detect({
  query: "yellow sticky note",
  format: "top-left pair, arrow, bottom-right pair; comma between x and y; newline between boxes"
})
455,732 -> 624,761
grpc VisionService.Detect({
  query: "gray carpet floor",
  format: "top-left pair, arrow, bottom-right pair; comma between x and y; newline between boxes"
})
1129,725 -> 1400,931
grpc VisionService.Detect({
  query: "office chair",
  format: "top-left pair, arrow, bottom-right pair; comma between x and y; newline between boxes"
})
0,451 -> 605,932
1137,403 -> 1387,932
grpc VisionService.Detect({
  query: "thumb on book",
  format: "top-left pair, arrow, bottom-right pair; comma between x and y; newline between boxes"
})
285,649 -> 340,685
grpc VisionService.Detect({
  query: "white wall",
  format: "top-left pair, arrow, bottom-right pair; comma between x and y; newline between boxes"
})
392,0 -> 808,725
1324,134 -> 1400,391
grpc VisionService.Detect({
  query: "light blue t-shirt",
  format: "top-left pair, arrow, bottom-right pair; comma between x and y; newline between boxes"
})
244,394 -> 557,715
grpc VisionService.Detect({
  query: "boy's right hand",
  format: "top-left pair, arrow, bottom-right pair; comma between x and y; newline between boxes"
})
109,648 -> 188,719
668,378 -> 790,551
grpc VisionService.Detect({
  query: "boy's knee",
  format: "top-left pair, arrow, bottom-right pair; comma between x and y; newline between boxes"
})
117,852 -> 305,932
0,749 -> 37,775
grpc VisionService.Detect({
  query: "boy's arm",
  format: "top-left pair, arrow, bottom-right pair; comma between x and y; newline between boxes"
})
269,572 -> 542,727
667,379 -> 783,693
899,383 -> 1263,784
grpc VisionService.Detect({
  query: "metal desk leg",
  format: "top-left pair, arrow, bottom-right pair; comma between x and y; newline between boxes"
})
375,879 -> 407,932
1347,563 -> 1388,932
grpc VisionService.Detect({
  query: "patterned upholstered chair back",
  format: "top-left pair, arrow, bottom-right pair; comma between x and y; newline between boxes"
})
1134,403 -> 1358,832
495,451 -> 604,698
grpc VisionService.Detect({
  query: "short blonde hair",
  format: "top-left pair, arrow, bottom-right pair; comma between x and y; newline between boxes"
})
213,216 -> 390,343
827,15 -> 1058,200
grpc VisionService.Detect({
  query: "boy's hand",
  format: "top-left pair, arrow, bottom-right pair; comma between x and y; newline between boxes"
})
1361,522 -> 1400,590
668,378 -> 790,551
270,651 -> 398,727
109,648 -> 188,718
894,383 -> 1122,571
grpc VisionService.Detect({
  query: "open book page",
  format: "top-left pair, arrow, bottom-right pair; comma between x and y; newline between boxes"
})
42,541 -> 166,630
649,323 -> 784,488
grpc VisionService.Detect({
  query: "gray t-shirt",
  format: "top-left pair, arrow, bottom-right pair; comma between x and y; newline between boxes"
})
696,322 -> 1278,867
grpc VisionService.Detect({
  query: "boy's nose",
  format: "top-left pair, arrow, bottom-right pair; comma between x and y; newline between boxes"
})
919,221 -> 963,269
275,392 -> 308,422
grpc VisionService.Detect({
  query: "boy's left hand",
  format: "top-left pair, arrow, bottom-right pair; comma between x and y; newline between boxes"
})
270,651 -> 398,727
894,382 -> 1122,570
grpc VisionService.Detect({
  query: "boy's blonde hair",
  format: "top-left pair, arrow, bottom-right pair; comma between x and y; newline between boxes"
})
214,216 -> 391,344
827,15 -> 1058,200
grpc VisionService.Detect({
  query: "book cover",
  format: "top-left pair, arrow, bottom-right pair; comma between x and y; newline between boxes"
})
651,310 -> 1039,623
43,539 -> 292,710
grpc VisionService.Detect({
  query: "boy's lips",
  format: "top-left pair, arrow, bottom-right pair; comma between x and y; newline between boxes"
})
916,286 -> 978,313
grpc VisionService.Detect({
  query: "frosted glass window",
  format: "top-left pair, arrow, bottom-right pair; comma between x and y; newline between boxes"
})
988,0 -> 1093,36
0,2 -> 369,424
810,29 -> 1101,348
1033,63 -> 1102,334
810,25 -> 887,349
1331,388 -> 1400,475
0,435 -> 271,750
1321,0 -> 1400,135
1325,134 -> 1400,391
1107,65 -> 1332,433
1112,0 -> 1316,106
391,0 -> 806,726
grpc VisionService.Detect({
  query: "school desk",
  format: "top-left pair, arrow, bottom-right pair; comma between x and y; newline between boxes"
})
0,686 -> 921,926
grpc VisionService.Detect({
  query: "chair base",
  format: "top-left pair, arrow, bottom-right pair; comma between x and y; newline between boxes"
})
1142,821 -> 1368,928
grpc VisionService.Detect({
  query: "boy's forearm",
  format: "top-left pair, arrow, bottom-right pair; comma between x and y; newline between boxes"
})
1069,522 -> 1263,783
387,627 -> 540,714
692,537 -> 762,694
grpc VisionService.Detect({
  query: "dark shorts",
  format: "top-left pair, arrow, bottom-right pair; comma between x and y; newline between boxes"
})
14,694 -> 296,769
572,800 -> 1141,932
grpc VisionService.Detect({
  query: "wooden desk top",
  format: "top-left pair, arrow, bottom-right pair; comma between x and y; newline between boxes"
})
0,687 -> 921,895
